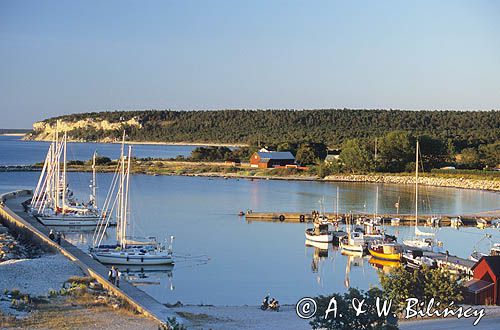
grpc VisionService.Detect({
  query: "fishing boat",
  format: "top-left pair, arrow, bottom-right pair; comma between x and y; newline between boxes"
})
30,130 -> 105,226
305,222 -> 334,243
90,145 -> 174,265
368,242 -> 403,261
403,141 -> 436,250
402,248 -> 436,269
339,231 -> 365,253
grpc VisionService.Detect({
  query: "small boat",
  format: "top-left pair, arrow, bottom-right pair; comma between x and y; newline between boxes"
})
403,237 -> 434,250
368,242 -> 403,261
390,218 -> 400,226
339,232 -> 365,253
491,219 -> 500,228
427,217 -> 441,227
402,248 -> 436,269
305,223 -> 333,243
450,216 -> 462,228
476,218 -> 488,229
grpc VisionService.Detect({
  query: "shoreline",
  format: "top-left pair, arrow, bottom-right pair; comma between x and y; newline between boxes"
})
2,164 -> 500,193
23,136 -> 247,147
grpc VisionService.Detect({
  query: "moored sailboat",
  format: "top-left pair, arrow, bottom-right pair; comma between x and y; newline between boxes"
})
90,145 -> 174,265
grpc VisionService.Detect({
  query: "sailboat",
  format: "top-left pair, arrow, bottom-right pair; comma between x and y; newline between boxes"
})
30,130 -> 104,226
339,214 -> 366,253
90,145 -> 174,265
403,141 -> 436,250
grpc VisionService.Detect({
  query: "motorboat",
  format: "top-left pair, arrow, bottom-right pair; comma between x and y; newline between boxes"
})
402,248 -> 436,269
368,242 -> 403,261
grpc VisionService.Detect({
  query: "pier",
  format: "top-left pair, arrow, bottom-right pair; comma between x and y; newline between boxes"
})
244,211 -> 500,226
0,190 -> 181,329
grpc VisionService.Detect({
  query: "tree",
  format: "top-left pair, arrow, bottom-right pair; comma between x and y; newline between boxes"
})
379,266 -> 463,313
340,139 -> 374,173
459,148 -> 481,169
309,288 -> 398,330
478,142 -> 500,168
296,144 -> 317,165
377,131 -> 414,172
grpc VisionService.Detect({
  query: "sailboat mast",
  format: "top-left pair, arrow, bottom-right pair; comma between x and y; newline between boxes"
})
62,132 -> 67,209
336,186 -> 339,220
415,141 -> 419,228
122,146 -> 132,249
92,151 -> 97,208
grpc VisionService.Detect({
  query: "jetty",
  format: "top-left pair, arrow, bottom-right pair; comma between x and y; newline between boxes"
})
0,190 -> 182,329
244,211 -> 500,226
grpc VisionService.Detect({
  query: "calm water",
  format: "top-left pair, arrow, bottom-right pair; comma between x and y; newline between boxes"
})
0,135 -> 199,165
0,171 -> 498,306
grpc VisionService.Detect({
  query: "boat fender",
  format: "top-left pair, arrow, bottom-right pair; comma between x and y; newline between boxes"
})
279,215 -> 285,222
299,215 -> 305,222
141,257 -> 144,263
126,256 -> 129,262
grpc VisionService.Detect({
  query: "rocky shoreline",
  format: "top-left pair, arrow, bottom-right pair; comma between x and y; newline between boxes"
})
322,174 -> 500,192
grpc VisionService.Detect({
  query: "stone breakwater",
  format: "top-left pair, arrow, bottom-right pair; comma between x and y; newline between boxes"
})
323,174 -> 500,192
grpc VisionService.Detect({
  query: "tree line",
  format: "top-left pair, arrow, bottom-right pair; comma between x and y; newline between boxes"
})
36,109 -> 499,152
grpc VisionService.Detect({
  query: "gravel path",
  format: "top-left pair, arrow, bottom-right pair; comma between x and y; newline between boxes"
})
0,254 -> 83,297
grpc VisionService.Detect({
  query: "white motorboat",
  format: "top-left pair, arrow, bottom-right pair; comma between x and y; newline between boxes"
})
427,217 -> 441,227
476,218 -> 488,229
90,144 -> 174,266
402,249 -> 436,269
305,223 -> 334,243
403,237 -> 434,251
339,231 -> 365,253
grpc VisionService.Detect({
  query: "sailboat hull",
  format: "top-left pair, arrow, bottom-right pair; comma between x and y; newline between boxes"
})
36,215 -> 102,226
305,230 -> 333,243
90,251 -> 174,265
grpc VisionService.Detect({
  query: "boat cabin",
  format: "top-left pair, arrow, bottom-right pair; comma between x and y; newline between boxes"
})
463,256 -> 500,305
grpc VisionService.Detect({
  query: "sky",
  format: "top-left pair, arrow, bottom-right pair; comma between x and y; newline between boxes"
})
1,0 -> 500,128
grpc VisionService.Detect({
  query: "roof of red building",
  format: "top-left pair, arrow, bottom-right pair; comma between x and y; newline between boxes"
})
472,256 -> 500,277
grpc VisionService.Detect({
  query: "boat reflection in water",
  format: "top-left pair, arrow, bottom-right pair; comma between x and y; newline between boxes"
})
368,256 -> 400,274
50,226 -> 103,246
341,249 -> 365,288
305,239 -> 334,285
121,264 -> 175,291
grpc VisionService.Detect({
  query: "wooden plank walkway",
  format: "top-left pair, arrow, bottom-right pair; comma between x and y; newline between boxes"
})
0,191 -> 181,328
423,251 -> 475,276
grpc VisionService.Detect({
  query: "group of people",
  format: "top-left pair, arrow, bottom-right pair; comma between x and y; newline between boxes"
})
261,294 -> 280,312
48,229 -> 63,245
108,266 -> 121,287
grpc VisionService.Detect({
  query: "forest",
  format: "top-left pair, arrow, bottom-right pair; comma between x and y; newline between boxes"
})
34,109 -> 499,152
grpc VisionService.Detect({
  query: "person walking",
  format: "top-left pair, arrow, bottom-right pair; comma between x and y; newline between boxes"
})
48,229 -> 55,241
56,232 -> 62,245
116,268 -> 121,287
111,266 -> 117,285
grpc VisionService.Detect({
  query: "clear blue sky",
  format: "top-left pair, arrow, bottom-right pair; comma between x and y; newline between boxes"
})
1,0 -> 499,128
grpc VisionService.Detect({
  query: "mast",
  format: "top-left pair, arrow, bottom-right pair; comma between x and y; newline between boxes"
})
62,132 -> 67,210
91,151 -> 97,208
122,146 -> 132,249
336,186 -> 339,221
415,141 -> 419,232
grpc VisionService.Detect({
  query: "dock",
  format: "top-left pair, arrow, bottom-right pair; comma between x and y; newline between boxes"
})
244,211 -> 500,226
422,251 -> 475,276
0,190 -> 181,329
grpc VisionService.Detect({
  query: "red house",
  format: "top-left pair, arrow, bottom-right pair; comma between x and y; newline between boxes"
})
464,256 -> 500,305
250,149 -> 295,169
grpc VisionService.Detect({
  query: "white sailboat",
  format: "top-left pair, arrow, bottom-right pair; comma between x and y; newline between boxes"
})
340,215 -> 365,253
403,141 -> 436,250
90,145 -> 174,265
30,130 -> 104,226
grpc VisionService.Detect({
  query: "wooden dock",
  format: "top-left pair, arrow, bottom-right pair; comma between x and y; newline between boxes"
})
244,211 -> 499,226
0,190 -> 181,329
422,251 -> 475,276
